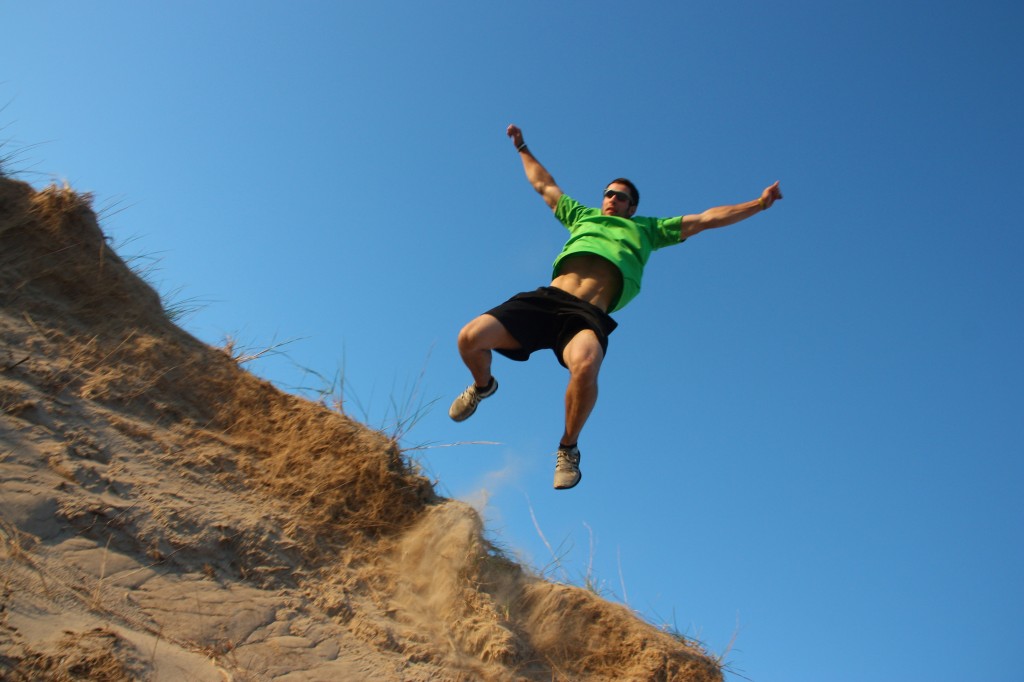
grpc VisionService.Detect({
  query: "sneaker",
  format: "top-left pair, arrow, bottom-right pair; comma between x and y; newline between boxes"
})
448,377 -> 498,422
553,445 -> 582,490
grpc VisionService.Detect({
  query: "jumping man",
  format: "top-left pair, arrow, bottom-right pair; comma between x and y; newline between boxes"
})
450,124 -> 782,490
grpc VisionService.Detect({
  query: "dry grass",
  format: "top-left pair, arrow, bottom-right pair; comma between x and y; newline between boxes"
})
2,175 -> 437,552
3,627 -> 139,681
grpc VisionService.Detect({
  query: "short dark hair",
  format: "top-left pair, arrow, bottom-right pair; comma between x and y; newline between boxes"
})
607,178 -> 639,207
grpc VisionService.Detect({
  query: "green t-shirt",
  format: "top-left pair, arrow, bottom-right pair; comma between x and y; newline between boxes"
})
553,194 -> 684,312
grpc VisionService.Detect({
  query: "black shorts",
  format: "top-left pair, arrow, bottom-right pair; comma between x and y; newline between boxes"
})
485,287 -> 618,368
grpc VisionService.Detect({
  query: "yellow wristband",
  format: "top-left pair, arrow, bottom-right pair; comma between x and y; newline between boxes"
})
758,197 -> 767,211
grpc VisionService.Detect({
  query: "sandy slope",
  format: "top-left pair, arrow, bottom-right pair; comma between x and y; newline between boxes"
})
0,176 -> 723,681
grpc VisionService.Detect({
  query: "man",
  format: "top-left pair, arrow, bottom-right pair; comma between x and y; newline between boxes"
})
450,124 -> 782,490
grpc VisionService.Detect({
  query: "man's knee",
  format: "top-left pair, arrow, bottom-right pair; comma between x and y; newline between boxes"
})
457,318 -> 484,352
563,331 -> 604,380
456,321 -> 475,348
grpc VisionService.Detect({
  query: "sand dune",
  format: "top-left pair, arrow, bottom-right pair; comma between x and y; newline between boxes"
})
0,176 -> 722,681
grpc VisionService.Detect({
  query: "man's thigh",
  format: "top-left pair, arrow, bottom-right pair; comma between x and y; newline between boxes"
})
464,314 -> 522,351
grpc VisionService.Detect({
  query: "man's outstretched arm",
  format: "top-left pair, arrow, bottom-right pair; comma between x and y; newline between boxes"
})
507,124 -> 563,211
679,181 -> 783,239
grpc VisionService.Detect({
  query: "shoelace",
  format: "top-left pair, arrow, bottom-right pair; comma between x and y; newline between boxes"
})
461,387 -> 481,405
556,448 -> 579,470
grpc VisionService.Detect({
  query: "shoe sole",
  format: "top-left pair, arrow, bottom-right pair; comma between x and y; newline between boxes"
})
448,405 -> 476,422
554,471 -> 582,490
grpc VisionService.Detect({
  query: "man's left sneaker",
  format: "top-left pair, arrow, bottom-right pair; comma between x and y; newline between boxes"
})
553,445 -> 582,490
448,377 -> 498,422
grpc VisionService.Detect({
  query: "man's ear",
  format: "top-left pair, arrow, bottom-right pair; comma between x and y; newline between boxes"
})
626,204 -> 638,218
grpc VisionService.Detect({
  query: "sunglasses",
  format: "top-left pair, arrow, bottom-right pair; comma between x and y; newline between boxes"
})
603,189 -> 633,203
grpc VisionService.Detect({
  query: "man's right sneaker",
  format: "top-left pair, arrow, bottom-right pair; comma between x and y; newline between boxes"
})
448,377 -> 498,422
553,445 -> 582,490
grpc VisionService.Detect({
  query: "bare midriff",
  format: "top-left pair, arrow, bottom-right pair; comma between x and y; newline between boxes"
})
549,253 -> 623,313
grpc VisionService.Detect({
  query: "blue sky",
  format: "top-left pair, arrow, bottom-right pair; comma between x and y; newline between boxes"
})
4,2 -> 1022,680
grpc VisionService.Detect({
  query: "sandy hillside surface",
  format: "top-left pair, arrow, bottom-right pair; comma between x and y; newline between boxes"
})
0,175 -> 723,681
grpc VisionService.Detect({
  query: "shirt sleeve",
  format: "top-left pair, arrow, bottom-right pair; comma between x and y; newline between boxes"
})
647,215 -> 685,248
554,194 -> 595,230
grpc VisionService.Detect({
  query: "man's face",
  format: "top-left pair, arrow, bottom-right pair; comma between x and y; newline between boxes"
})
601,182 -> 637,218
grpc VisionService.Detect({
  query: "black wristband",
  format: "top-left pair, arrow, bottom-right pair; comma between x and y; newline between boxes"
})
516,142 -> 528,152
